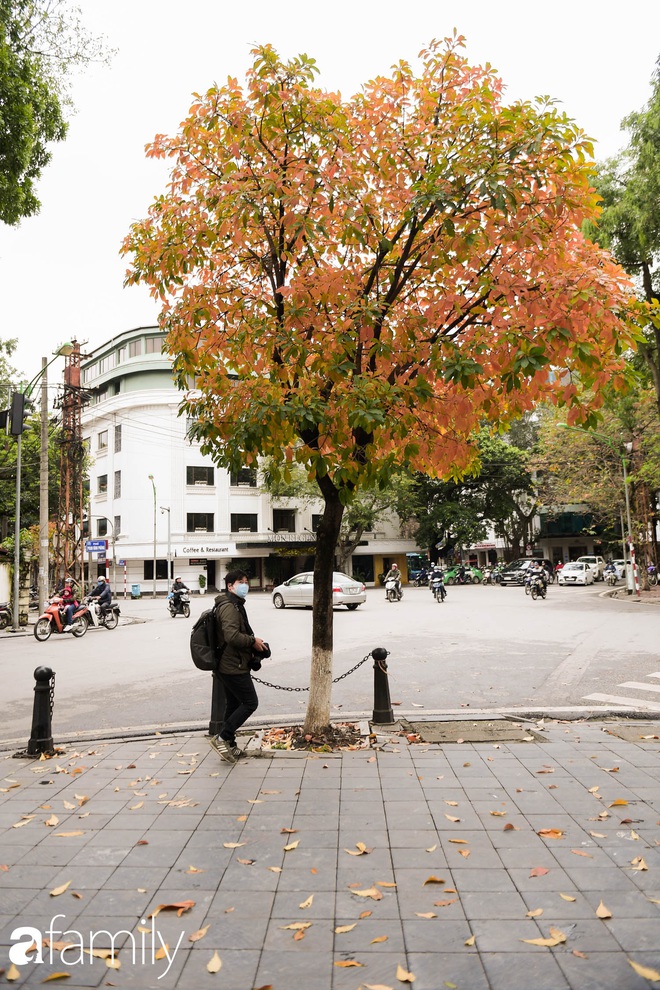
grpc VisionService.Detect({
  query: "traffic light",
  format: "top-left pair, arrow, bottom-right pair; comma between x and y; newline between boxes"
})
9,392 -> 26,436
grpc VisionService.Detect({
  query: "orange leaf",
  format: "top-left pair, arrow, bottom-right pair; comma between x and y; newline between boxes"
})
149,900 -> 195,918
334,960 -> 363,967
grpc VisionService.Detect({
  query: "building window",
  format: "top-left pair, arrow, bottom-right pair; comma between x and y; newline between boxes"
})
231,513 -> 258,533
97,475 -> 108,495
144,559 -> 170,580
128,339 -> 142,358
187,513 -> 214,533
116,346 -> 127,364
145,336 -> 162,353
273,508 -> 296,533
97,430 -> 108,451
312,514 -> 321,532
230,466 -> 257,487
114,470 -> 121,499
114,515 -> 121,536
114,425 -> 122,452
186,465 -> 214,486
97,518 -> 108,537
98,355 -> 111,374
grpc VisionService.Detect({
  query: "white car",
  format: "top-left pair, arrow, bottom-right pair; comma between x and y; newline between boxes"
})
272,571 -> 366,610
576,555 -> 605,581
557,561 -> 594,586
612,559 -> 631,580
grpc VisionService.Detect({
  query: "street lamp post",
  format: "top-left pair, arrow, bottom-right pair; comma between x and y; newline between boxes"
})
148,475 -> 157,598
160,506 -> 171,595
559,424 -> 639,598
10,344 -> 73,632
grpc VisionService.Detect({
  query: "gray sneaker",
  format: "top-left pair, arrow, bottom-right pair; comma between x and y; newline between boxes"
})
231,746 -> 247,760
209,735 -> 237,763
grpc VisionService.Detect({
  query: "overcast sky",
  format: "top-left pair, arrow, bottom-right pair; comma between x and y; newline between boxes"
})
2,0 -> 659,384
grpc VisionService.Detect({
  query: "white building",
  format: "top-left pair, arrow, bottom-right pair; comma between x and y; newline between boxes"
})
80,327 -> 417,595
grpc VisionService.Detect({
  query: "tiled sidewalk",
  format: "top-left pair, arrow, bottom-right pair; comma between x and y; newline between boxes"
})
1,721 -> 659,989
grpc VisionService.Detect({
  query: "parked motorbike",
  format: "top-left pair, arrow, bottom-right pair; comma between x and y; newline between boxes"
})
648,564 -> 658,587
34,596 -> 88,641
0,601 -> 11,630
430,573 -> 446,602
385,578 -> 403,602
168,592 -> 191,618
412,571 -> 429,587
80,595 -> 120,631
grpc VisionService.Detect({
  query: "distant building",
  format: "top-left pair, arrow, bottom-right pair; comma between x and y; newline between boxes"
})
80,327 -> 416,594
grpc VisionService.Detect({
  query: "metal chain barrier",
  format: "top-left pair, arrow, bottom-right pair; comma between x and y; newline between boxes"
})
251,652 -> 372,692
49,672 -> 56,718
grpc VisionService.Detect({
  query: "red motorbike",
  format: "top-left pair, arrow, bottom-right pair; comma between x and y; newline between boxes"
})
33,596 -> 89,641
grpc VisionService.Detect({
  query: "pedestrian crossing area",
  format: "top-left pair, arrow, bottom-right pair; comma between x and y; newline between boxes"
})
583,671 -> 660,711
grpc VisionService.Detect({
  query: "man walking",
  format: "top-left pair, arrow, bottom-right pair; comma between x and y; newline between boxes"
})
209,569 -> 268,763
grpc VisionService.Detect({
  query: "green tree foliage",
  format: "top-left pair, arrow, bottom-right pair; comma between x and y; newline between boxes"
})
0,0 -> 109,224
405,429 -> 536,558
586,56 -> 660,409
0,411 -> 61,538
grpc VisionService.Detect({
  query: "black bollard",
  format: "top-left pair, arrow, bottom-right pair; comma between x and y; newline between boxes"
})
209,669 -> 226,737
27,666 -> 55,756
372,647 -> 395,724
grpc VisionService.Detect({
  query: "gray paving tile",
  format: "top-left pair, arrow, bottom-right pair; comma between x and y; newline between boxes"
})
177,948 -> 260,990
407,950 -> 490,990
402,917 -> 472,951
460,890 -> 529,919
480,950 -> 571,990
556,950 -> 656,990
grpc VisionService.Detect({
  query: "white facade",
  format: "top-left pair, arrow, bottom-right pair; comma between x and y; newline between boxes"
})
81,327 -> 416,595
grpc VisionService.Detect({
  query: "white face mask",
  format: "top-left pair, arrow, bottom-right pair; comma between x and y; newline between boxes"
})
233,582 -> 249,599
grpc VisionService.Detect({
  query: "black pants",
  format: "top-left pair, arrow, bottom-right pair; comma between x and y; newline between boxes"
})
219,672 -> 259,743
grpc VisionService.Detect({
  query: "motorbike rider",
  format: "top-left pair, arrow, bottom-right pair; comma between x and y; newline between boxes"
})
172,576 -> 189,613
429,564 -> 446,600
530,561 -> 547,590
384,562 -> 402,600
90,576 -> 112,611
61,578 -> 79,631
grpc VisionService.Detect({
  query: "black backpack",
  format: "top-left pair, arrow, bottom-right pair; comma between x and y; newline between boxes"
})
190,604 -> 225,671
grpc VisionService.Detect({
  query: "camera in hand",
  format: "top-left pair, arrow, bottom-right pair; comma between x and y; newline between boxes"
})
250,641 -> 271,671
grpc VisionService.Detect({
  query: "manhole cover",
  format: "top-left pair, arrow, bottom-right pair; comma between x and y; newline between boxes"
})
405,719 -> 544,744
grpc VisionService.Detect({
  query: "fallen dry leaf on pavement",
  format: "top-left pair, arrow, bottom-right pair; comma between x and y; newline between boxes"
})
529,867 -> 550,878
50,881 -> 72,897
628,959 -> 660,981
571,849 -> 593,858
352,886 -> 383,900
335,924 -> 357,934
299,895 -> 314,909
149,900 -> 195,918
396,963 -> 415,982
433,899 -> 458,908
188,925 -> 210,942
464,935 -> 475,946
377,881 -> 397,888
596,901 -> 612,919
207,951 -> 222,973
371,935 -> 388,943
426,844 -> 437,852
631,857 -> 648,871
423,876 -> 445,885
45,814 -> 59,827
527,909 -> 544,918
6,964 -> 20,981
223,842 -> 245,848
538,829 -> 564,839
522,927 -> 567,948
283,840 -> 300,851
559,893 -> 576,902
448,839 -> 468,844
445,815 -> 460,823
41,972 -> 72,981
415,913 -> 437,919
344,842 -> 372,856
334,960 -> 363,967
280,923 -> 312,931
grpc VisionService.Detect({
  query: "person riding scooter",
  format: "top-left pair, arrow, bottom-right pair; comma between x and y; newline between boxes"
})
171,577 -> 190,614
61,578 -> 80,631
383,563 -> 402,600
90,577 -> 112,612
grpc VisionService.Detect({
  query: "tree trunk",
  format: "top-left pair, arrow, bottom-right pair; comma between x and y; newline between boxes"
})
304,479 -> 344,734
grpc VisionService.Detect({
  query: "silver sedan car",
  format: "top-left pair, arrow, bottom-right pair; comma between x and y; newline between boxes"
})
272,571 -> 366,610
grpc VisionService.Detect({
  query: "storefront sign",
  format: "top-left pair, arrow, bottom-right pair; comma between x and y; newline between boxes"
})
188,558 -> 207,565
182,544 -> 236,555
267,532 -> 316,544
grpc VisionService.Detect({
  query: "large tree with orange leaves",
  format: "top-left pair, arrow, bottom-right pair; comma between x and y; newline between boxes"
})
124,38 -> 637,732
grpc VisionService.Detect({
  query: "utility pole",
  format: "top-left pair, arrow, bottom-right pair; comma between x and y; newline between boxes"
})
38,358 -> 49,613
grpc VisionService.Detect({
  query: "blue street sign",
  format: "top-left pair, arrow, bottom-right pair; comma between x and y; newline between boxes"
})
85,539 -> 108,552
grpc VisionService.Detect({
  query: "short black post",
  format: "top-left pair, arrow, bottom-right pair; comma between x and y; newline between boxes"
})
372,647 -> 395,724
209,669 -> 226,737
27,666 -> 55,756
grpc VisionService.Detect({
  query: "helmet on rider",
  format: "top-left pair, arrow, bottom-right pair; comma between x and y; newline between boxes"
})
392,563 -> 398,569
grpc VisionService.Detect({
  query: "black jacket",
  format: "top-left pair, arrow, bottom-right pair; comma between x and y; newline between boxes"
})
214,592 -> 255,675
